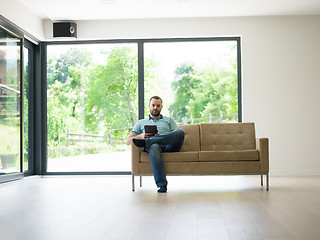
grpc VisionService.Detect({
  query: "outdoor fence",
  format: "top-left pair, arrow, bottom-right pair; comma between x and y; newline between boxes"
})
178,113 -> 237,125
66,112 -> 237,145
49,112 -> 238,158
66,127 -> 132,146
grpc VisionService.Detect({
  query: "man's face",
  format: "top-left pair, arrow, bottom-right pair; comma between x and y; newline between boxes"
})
149,98 -> 163,117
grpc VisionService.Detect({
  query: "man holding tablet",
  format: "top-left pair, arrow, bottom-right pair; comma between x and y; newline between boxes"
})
126,96 -> 185,193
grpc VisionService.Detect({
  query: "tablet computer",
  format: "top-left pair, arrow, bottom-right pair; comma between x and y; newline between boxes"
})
144,125 -> 158,135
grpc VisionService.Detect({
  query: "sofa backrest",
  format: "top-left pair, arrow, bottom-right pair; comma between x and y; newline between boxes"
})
200,123 -> 256,151
178,124 -> 200,152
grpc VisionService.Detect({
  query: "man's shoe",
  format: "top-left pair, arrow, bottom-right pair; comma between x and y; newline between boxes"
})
132,139 -> 146,148
157,185 -> 167,193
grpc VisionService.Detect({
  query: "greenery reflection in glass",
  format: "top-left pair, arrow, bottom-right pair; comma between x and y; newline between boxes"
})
23,47 -> 29,171
0,28 -> 21,173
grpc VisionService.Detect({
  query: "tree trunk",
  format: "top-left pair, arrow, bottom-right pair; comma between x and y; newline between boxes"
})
126,92 -> 137,127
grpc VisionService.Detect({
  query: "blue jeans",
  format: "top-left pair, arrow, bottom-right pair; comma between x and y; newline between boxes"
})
144,128 -> 185,187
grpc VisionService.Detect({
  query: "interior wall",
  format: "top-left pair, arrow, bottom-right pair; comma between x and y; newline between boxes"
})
1,0 -> 43,40
239,16 -> 320,176
15,15 -> 320,176
2,1 -> 319,177
43,15 -> 320,176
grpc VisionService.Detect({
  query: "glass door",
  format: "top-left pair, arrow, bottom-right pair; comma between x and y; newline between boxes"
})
0,26 -> 22,176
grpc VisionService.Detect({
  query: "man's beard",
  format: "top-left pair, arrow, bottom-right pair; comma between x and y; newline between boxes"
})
150,109 -> 160,117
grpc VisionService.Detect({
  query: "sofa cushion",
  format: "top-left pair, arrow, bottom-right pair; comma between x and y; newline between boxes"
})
140,151 -> 199,163
178,124 -> 200,152
199,150 -> 259,161
200,123 -> 256,151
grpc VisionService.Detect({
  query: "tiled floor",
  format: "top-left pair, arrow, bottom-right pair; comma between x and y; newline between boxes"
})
0,175 -> 319,240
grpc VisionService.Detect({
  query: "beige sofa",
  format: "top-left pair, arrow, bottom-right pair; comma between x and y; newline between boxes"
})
131,122 -> 269,191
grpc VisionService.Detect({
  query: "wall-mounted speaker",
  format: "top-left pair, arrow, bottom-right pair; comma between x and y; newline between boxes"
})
53,22 -> 77,38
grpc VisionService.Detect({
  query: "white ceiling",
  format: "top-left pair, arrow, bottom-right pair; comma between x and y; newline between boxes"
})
20,0 -> 320,21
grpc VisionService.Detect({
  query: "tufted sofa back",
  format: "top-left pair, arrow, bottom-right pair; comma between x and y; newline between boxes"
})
200,123 -> 256,151
178,124 -> 200,152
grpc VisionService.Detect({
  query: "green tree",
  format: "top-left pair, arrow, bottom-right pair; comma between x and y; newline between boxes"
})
47,48 -> 93,146
197,60 -> 238,118
86,47 -> 139,133
169,63 -> 201,122
47,48 -> 92,86
169,59 -> 238,123
47,81 -> 80,147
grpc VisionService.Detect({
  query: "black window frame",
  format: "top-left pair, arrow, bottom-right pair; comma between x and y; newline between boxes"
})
0,15 -> 39,183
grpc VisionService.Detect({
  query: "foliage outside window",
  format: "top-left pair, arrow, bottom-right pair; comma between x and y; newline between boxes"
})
46,39 -> 240,172
144,41 -> 238,124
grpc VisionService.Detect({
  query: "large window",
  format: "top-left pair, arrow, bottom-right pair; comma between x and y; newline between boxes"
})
0,18 -> 38,182
23,41 -> 34,173
0,26 -> 21,174
46,44 -> 138,172
144,40 -> 239,123
46,38 -> 241,173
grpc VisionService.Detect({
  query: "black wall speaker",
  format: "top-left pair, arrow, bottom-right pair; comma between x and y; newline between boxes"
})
53,22 -> 77,38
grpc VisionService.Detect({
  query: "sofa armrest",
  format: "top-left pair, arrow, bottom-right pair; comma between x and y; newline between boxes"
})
256,138 -> 269,174
131,142 -> 142,175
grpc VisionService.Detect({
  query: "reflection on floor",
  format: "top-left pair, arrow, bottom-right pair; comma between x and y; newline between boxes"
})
0,175 -> 320,240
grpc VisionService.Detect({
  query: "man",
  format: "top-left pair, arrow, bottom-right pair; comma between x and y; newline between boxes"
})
126,96 -> 185,193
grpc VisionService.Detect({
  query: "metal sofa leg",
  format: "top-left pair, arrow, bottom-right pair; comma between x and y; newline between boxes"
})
261,175 -> 263,186
266,174 -> 269,191
140,176 -> 142,187
132,175 -> 135,192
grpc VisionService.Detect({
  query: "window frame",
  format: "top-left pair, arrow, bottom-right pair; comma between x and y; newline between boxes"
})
23,39 -> 36,176
0,16 -> 39,183
42,37 -> 242,175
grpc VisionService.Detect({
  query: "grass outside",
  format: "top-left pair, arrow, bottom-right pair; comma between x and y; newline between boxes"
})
0,124 -> 20,154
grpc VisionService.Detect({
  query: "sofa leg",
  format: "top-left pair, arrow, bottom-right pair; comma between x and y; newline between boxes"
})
132,175 -> 135,192
261,175 -> 263,186
266,174 -> 269,191
140,176 -> 142,187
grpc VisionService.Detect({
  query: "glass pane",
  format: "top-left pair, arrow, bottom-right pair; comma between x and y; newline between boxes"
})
47,44 -> 138,172
144,41 -> 238,124
23,47 -> 29,171
0,27 -> 21,174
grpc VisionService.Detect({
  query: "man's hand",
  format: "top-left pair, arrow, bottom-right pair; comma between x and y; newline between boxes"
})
126,132 -> 160,145
136,132 -> 160,139
139,133 -> 154,139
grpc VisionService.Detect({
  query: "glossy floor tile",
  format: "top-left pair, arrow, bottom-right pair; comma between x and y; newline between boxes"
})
0,175 -> 319,240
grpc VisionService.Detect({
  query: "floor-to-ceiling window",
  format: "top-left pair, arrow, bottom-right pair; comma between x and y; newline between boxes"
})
0,26 -> 21,175
23,46 -> 29,171
46,43 -> 138,172
0,17 -> 37,182
45,38 -> 241,174
23,40 -> 35,174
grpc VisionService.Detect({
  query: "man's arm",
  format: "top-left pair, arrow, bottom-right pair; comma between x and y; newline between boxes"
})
126,132 -> 139,145
169,117 -> 178,131
126,132 -> 154,145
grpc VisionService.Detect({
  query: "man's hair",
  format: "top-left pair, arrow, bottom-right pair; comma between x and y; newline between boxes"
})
149,96 -> 162,104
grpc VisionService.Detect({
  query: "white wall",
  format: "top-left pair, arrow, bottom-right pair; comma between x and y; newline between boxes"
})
239,16 -> 320,176
13,14 -> 320,176
43,16 -> 320,176
1,0 -> 43,40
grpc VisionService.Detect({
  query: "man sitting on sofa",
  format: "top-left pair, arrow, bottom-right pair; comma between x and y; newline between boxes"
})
126,96 -> 185,193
